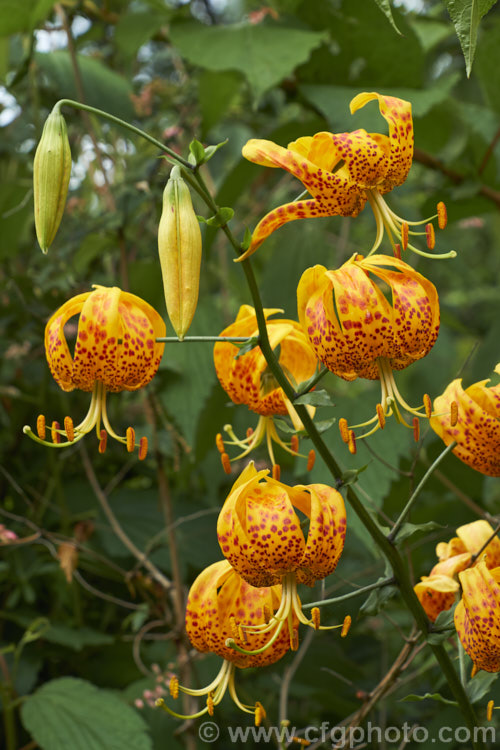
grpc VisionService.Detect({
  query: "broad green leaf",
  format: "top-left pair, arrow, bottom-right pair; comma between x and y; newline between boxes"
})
21,677 -> 152,750
475,17 -> 500,115
466,671 -> 499,702
199,70 -> 242,135
392,520 -> 443,544
114,10 -> 166,58
0,0 -> 53,35
402,692 -> 458,706
294,389 -> 335,407
43,624 -> 114,651
443,0 -> 498,76
169,22 -> 327,99
371,0 -> 401,34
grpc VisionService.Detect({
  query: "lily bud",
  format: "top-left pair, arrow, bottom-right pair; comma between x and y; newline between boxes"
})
33,106 -> 72,253
158,166 -> 202,340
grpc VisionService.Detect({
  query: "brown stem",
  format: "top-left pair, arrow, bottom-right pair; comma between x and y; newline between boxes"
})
478,125 -> 500,175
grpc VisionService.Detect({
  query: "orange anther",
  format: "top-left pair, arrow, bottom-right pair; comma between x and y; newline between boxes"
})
51,420 -> 61,444
215,432 -> 225,453
207,693 -> 214,716
263,604 -> 272,623
376,403 -> 386,429
341,615 -> 352,638
238,624 -> 248,643
98,429 -> 107,454
307,449 -> 316,471
393,242 -> 401,260
425,223 -> 436,250
126,426 -> 136,452
339,417 -> 349,444
272,464 -> 281,480
290,628 -> 299,651
401,221 -> 409,250
246,427 -> 254,438
291,434 -> 299,453
311,607 -> 320,630
64,416 -> 75,442
254,702 -> 266,727
423,393 -> 432,419
348,430 -> 357,455
221,452 -> 231,474
437,201 -> 447,230
36,414 -> 46,440
412,417 -> 420,442
138,436 -> 148,460
450,400 -> 458,427
169,676 -> 179,699
487,699 -> 494,721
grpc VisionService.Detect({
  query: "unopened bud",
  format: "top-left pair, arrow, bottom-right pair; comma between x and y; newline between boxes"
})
33,106 -> 72,253
158,166 -> 202,340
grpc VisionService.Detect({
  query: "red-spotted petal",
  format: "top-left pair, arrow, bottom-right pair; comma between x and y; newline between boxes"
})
414,574 -> 459,622
455,562 -> 500,673
45,292 -> 90,392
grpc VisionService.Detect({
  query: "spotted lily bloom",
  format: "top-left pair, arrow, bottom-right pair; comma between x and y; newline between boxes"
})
23,285 -> 165,458
157,559 -> 295,724
414,520 -> 500,622
297,254 -> 441,450
239,92 -> 452,262
455,561 -> 500,673
214,305 -> 318,471
430,364 -> 500,476
216,463 -> 348,654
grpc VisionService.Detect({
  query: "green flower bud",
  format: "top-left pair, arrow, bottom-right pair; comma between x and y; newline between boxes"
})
158,166 -> 202,340
33,106 -> 72,253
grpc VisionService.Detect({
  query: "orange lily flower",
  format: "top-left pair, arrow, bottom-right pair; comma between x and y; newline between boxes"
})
157,559 -> 296,724
430,365 -> 500,476
23,285 -> 165,458
214,305 -> 318,470
240,92 -> 452,262
216,463 -> 347,653
297,254 -> 441,449
455,561 -> 500,673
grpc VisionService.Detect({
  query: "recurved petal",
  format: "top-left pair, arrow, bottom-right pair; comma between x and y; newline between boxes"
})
350,92 -> 413,191
185,559 -> 233,654
455,562 -> 500,673
414,574 -> 459,622
429,552 -> 471,578
457,520 -> 500,570
330,129 -> 390,189
288,132 -> 344,172
45,292 -> 90,392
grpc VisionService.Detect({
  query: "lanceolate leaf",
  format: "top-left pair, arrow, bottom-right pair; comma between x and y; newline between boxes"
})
371,0 -> 402,34
443,0 -> 498,76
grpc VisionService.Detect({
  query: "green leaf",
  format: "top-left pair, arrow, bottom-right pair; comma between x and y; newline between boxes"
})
43,624 -> 114,651
359,572 -> 397,615
401,692 -> 458,706
114,10 -> 166,58
234,336 -> 259,358
21,677 -> 152,750
341,464 -> 369,487
466,671 -> 499,703
203,139 -> 229,162
199,70 -> 242,135
393,520 -> 443,544
371,0 -> 401,34
170,22 -> 327,99
205,206 -> 234,227
0,0 -> 54,35
189,139 -> 206,165
427,604 -> 458,644
443,0 -> 498,76
294,389 -> 335,407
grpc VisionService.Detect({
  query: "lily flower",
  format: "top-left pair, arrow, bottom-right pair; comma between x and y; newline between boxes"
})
455,561 -> 500,673
24,285 -> 166,458
297,253 -> 443,450
214,305 -> 319,471
216,463 -> 348,654
430,364 -> 500,476
239,92 -> 453,262
157,559 -> 296,724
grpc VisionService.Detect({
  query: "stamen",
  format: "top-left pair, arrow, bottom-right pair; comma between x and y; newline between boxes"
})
169,677 -> 179,699
393,242 -> 401,260
311,607 -> 320,630
425,223 -> 436,250
246,427 -> 254,438
126,427 -> 135,452
376,403 -> 386,429
206,692 -> 215,716
412,417 -> 420,442
254,702 -> 266,727
487,700 -> 494,721
341,615 -> 351,638
348,430 -> 357,455
290,628 -> 299,651
263,604 -> 272,623
272,464 -> 281,481
215,433 -> 225,454
450,400 -> 458,427
401,221 -> 409,250
437,201 -> 447,229
221,452 -> 231,474
64,416 -> 75,442
51,421 -> 61,444
37,414 -> 46,440
423,393 -> 432,419
307,449 -> 315,471
339,418 -> 349,444
229,616 -> 239,641
290,434 -> 299,454
139,436 -> 148,460
98,429 -> 107,454
238,624 -> 248,644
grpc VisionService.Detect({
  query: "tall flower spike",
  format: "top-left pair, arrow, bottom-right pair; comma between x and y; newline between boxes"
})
455,561 -> 500,673
239,92 -> 454,262
24,286 -> 166,458
430,364 -> 500,476
157,559 -> 296,723
216,463 -> 347,654
297,254 -> 440,448
214,305 -> 319,470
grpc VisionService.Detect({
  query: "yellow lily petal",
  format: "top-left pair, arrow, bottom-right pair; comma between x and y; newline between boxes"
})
455,562 -> 500,673
414,574 -> 459,622
45,292 -> 91,392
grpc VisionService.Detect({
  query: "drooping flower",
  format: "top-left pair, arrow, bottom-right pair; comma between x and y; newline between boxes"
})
23,285 -> 166,458
216,463 -> 348,653
430,365 -> 500,476
297,253 -> 442,450
239,92 -> 452,262
157,559 -> 296,723
214,305 -> 319,471
455,561 -> 500,673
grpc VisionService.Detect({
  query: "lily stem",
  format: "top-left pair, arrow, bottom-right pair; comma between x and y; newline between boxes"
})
302,576 -> 396,610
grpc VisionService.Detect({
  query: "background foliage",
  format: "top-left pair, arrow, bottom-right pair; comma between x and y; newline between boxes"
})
1,0 -> 500,748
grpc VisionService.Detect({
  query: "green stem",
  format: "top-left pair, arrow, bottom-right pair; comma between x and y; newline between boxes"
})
56,99 -> 194,170
302,576 -> 396,610
387,441 -> 457,543
294,366 -> 329,397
